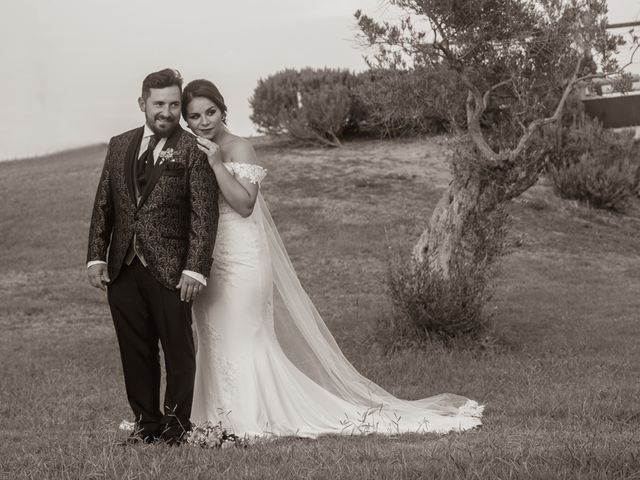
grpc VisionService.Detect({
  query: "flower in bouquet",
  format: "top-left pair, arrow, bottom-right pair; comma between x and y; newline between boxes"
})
186,421 -> 248,449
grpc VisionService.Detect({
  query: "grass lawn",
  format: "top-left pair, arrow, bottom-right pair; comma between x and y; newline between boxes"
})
1,136 -> 639,479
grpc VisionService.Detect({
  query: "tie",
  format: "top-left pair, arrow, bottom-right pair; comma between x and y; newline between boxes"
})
136,134 -> 158,192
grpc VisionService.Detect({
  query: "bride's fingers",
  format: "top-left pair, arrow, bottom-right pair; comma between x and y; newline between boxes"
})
197,137 -> 219,150
197,136 -> 216,144
196,138 -> 212,150
199,143 -> 218,154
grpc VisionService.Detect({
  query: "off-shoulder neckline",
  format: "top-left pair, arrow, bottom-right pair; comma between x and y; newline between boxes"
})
223,161 -> 267,170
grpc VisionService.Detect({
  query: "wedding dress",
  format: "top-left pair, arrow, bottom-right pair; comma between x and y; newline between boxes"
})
189,162 -> 483,438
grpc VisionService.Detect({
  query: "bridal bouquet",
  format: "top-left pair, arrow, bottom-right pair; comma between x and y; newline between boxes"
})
186,421 -> 248,449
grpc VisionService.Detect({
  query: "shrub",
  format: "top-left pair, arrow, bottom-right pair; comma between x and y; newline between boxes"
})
249,68 -> 364,147
280,82 -> 353,147
249,69 -> 300,135
383,207 -> 508,346
354,66 -> 465,137
549,150 -> 640,211
546,108 -> 640,212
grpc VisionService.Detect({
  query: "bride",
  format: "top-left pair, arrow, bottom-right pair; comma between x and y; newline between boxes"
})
183,79 -> 483,438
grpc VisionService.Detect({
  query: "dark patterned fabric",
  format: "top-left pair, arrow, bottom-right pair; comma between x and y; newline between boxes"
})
87,126 -> 219,289
136,134 -> 158,191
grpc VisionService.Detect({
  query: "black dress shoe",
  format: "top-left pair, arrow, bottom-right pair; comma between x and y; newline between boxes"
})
118,432 -> 158,446
158,422 -> 190,447
159,433 -> 186,447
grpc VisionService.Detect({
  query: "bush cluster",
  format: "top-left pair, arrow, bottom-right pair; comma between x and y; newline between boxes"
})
249,68 -> 363,147
249,67 -> 459,146
546,101 -> 640,212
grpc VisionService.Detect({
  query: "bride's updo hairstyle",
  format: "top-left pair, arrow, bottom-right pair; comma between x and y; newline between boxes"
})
182,79 -> 228,124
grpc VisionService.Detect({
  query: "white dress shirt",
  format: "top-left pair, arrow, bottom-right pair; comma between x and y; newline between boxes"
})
87,125 -> 207,286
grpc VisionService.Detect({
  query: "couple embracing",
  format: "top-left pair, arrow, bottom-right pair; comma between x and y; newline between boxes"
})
86,68 -> 483,446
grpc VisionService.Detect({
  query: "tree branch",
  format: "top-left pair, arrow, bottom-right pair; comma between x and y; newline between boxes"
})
482,79 -> 513,111
508,36 -> 639,151
508,56 -> 584,162
460,74 -> 517,165
619,42 -> 640,72
502,160 -> 547,201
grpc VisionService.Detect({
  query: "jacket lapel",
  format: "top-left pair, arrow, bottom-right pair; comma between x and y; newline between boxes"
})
124,127 -> 144,206
137,126 -> 183,209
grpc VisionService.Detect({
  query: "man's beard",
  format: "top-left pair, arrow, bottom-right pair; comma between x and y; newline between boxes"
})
148,114 -> 179,138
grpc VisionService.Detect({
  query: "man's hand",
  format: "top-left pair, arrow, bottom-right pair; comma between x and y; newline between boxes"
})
176,274 -> 204,302
88,264 -> 110,291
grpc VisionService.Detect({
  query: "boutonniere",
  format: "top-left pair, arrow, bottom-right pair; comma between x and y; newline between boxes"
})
158,148 -> 177,164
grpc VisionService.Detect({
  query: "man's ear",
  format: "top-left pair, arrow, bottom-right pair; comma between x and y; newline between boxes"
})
138,97 -> 145,112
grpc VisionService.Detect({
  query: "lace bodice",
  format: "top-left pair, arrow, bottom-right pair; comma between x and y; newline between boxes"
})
219,162 -> 268,216
223,162 -> 267,184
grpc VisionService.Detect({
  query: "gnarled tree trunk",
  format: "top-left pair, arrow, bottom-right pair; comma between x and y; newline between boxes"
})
413,167 -> 482,276
412,60 -> 582,281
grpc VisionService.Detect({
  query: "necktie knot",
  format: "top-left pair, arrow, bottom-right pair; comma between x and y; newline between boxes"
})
148,134 -> 159,151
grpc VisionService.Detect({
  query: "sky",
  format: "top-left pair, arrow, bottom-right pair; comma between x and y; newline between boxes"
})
0,0 -> 638,160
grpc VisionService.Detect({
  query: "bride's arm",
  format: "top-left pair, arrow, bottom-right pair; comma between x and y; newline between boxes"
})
197,137 -> 263,218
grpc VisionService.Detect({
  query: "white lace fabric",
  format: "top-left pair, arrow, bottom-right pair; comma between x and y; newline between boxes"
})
216,163 -> 268,217
224,162 -> 267,184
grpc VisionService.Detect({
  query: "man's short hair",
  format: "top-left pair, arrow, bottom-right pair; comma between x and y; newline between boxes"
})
141,69 -> 183,99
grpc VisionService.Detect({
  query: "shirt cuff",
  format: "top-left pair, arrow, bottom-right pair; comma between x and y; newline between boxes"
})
182,270 -> 207,286
87,260 -> 107,268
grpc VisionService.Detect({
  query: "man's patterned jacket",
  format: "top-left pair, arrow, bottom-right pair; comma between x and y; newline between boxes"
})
87,126 -> 219,289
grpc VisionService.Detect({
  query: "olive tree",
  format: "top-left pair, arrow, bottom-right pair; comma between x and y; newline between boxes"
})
356,0 -> 635,337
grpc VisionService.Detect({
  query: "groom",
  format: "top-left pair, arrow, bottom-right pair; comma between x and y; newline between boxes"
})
86,68 -> 218,445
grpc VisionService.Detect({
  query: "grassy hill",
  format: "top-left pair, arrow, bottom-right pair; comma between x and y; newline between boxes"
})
1,137 -> 639,478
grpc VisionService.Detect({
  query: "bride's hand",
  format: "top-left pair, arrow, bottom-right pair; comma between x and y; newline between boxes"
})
196,137 -> 223,169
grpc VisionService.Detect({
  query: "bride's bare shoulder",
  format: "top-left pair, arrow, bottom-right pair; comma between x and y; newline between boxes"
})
226,137 -> 263,168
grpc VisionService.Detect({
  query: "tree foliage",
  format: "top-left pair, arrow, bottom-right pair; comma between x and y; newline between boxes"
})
355,66 -> 465,136
357,0 -> 627,170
